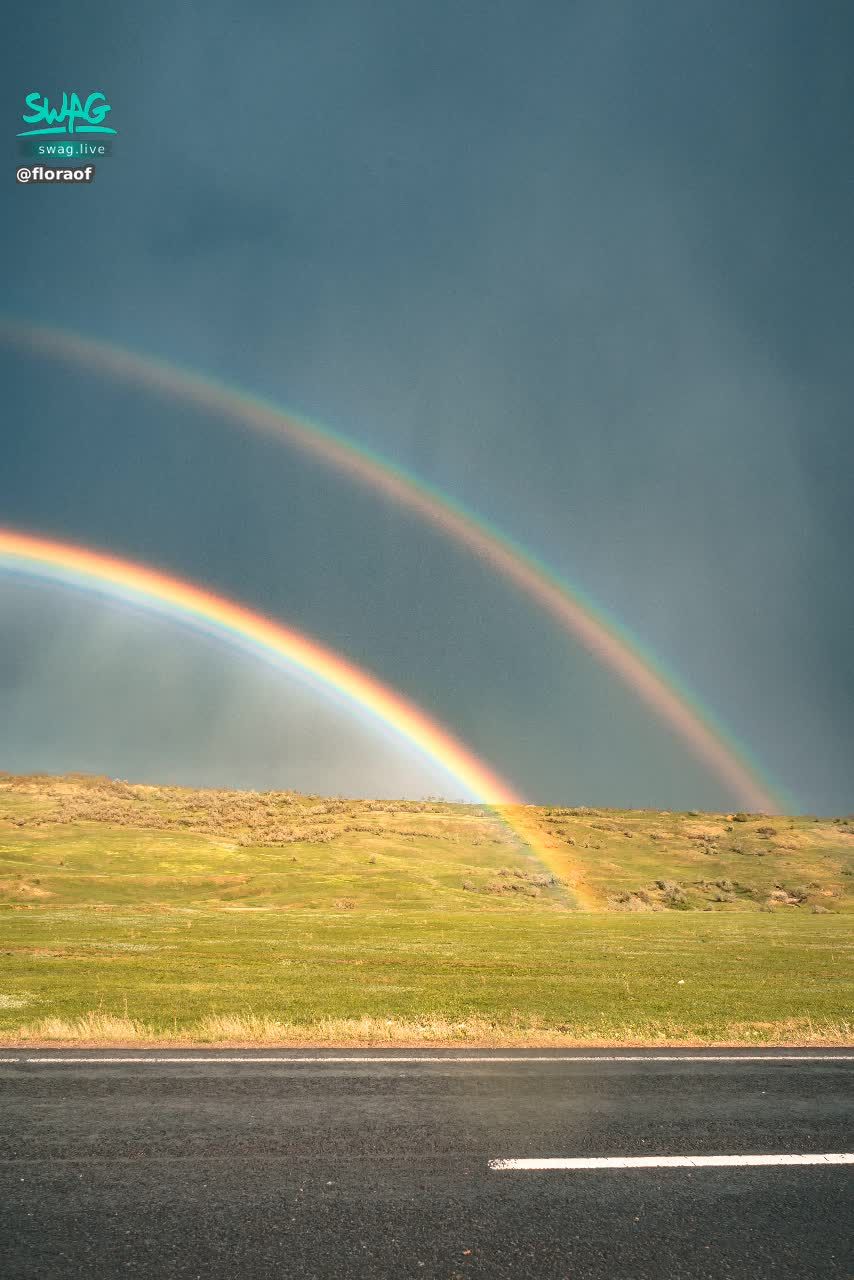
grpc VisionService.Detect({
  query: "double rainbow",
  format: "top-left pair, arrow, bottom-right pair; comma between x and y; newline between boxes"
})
0,320 -> 783,811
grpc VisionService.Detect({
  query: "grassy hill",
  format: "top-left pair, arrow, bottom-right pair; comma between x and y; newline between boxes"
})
1,773 -> 851,1046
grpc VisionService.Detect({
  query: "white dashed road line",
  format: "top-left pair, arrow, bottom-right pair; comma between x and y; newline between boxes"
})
490,1154 -> 854,1170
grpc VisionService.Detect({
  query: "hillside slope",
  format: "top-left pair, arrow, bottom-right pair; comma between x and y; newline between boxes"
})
1,773 -> 851,914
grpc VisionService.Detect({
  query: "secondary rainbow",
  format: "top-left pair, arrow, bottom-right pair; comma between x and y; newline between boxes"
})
0,528 -> 522,808
0,320 -> 783,811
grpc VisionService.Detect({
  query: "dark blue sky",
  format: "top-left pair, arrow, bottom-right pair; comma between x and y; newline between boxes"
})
1,1 -> 852,810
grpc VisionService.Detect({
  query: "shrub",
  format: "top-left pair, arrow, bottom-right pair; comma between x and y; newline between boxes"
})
656,880 -> 689,908
610,889 -> 660,912
756,826 -> 777,837
461,879 -> 476,892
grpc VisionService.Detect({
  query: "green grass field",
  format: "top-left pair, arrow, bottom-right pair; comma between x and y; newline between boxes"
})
1,774 -> 852,1045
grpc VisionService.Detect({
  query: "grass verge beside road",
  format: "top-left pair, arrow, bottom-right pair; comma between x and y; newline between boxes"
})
2,910 -> 851,1046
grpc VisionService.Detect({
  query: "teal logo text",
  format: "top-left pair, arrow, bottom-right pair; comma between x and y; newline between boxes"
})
18,91 -> 116,137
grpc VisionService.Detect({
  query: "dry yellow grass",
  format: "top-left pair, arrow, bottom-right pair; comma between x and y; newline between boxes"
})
6,1011 -> 852,1049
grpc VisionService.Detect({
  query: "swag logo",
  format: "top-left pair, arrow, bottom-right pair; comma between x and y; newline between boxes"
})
17,91 -> 116,158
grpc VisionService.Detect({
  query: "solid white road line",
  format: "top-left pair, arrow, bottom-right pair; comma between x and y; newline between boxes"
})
0,1054 -> 853,1065
490,1154 -> 854,1170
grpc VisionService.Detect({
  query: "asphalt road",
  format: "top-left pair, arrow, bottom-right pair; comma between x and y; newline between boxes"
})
0,1049 -> 851,1279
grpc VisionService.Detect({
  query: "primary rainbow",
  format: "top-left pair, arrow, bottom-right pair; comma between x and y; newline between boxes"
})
0,528 -> 521,807
0,320 -> 783,811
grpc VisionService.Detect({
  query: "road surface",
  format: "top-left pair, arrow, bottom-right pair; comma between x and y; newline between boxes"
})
1,1048 -> 851,1278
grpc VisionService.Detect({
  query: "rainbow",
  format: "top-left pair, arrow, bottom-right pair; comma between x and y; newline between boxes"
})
0,320 -> 784,811
0,528 -> 582,891
0,528 -> 521,806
